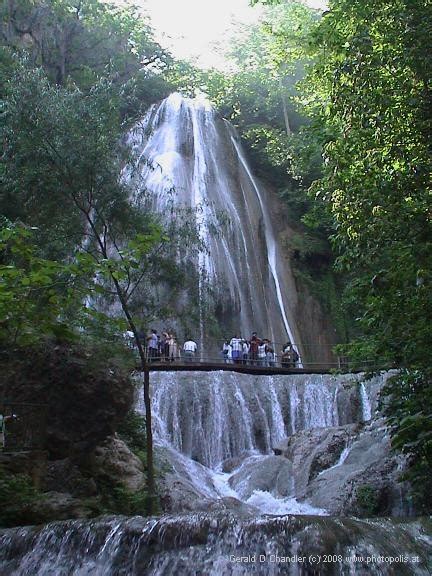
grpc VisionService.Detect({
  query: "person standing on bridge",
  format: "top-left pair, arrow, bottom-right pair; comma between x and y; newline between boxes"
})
281,342 -> 299,368
161,332 -> 170,362
183,338 -> 197,363
168,333 -> 178,362
229,335 -> 243,364
242,339 -> 250,365
146,329 -> 159,362
257,340 -> 267,367
222,341 -> 231,363
249,332 -> 260,366
265,340 -> 275,367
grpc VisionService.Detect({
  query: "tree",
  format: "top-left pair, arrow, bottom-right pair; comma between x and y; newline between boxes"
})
0,224 -> 86,345
0,0 -> 171,88
300,0 -> 432,368
1,62 -> 204,513
258,0 -> 432,507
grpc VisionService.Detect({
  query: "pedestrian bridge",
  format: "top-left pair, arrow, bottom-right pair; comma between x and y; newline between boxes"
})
137,357 -> 377,375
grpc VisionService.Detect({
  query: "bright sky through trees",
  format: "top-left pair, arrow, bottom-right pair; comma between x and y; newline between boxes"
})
138,0 -> 327,69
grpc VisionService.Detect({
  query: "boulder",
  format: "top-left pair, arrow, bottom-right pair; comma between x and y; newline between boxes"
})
221,451 -> 255,473
228,455 -> 293,499
156,446 -> 219,513
272,424 -> 359,498
270,417 -> 411,516
90,436 -> 145,492
306,421 -> 410,516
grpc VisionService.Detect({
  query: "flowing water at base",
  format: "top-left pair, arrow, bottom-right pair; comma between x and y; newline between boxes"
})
140,370 -> 382,516
1,370 -> 431,575
0,514 -> 430,575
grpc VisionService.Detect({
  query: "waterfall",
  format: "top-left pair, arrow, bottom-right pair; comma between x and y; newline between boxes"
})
1,370 -> 430,573
134,370 -> 401,518
124,92 -> 302,355
145,371 -> 361,469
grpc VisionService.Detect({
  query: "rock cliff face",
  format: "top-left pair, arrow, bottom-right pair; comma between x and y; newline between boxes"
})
0,344 -> 133,458
0,344 -> 143,524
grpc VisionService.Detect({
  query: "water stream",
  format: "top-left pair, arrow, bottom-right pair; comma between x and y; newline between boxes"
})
143,371 -> 390,517
124,93 -> 303,356
0,355 -> 430,573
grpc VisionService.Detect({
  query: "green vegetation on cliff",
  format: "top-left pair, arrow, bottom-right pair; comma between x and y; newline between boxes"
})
251,0 -> 432,511
0,0 -> 200,520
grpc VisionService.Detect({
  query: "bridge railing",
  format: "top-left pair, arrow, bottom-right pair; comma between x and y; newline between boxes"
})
138,352 -> 386,373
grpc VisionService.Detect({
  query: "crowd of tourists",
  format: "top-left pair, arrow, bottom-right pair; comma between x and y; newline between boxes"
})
222,333 -> 299,368
125,328 -> 299,368
125,329 -> 198,363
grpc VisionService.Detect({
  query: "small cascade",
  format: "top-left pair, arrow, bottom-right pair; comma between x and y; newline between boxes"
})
144,371 -> 364,469
360,381 -> 372,421
1,515 -> 431,575
317,438 -> 352,477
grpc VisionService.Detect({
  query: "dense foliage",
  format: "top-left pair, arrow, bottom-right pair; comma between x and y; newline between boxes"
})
307,0 -> 431,511
0,0 -> 200,515
303,0 -> 432,369
254,0 -> 431,509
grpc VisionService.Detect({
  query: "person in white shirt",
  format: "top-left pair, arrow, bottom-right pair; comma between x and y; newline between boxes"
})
168,333 -> 178,362
124,330 -> 135,349
222,341 -> 232,363
229,336 -> 243,364
242,340 -> 250,365
183,339 -> 197,362
257,341 -> 267,366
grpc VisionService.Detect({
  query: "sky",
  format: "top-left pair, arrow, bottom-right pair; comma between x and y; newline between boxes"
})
137,0 -> 328,70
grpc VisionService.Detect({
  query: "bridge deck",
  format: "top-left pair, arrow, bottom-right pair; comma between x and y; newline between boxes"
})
136,361 -> 357,375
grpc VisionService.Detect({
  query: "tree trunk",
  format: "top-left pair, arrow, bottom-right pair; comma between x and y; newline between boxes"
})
110,278 -> 155,515
143,365 -> 154,513
279,78 -> 292,136
82,213 -> 156,516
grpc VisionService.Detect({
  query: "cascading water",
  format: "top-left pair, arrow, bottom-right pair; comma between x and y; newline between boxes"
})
0,90 -> 430,573
1,515 -> 431,575
1,371 -> 431,575
148,372 -> 354,469
124,93 -> 303,356
142,370 -> 390,517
